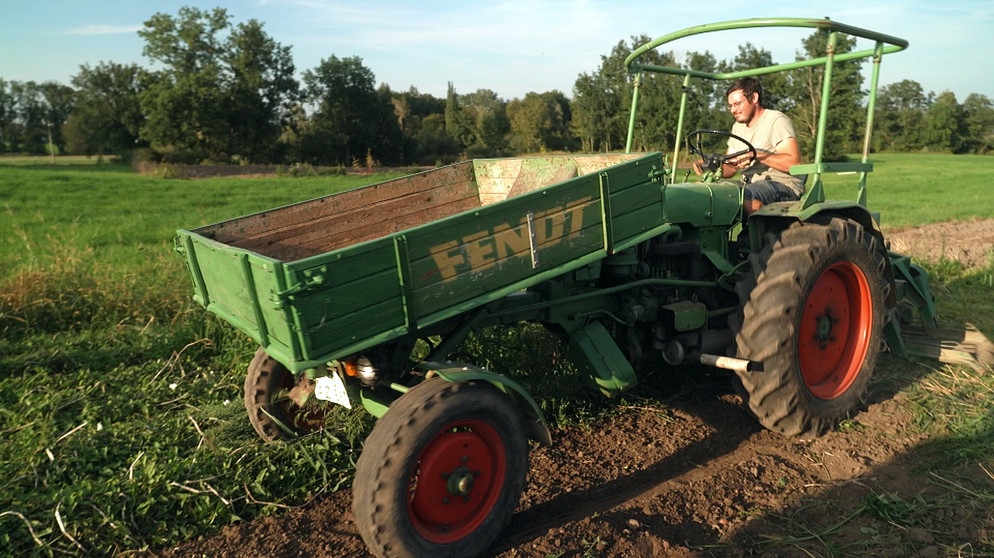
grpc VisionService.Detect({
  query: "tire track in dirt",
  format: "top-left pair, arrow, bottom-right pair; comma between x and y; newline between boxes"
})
483,386 -> 786,556
155,375 -> 937,558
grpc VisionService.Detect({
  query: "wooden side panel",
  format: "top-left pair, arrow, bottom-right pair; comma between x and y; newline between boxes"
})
473,154 -> 646,205
474,157 -> 580,205
603,159 -> 667,249
405,172 -> 604,317
473,158 -> 524,206
198,163 -> 481,261
284,238 -> 407,362
181,152 -> 667,366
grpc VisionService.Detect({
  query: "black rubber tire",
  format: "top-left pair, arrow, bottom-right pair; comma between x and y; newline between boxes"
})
732,216 -> 888,437
244,348 -> 327,442
353,378 -> 528,558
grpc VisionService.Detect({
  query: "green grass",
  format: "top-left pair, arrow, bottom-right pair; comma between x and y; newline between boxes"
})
0,161 -> 405,556
0,162 -> 407,274
820,152 -> 994,229
0,154 -> 992,556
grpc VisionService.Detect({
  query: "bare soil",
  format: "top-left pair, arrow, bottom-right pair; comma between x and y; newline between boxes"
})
154,219 -> 994,558
887,217 -> 994,270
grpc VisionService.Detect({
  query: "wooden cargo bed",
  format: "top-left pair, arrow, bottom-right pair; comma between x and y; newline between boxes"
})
195,155 -> 640,261
177,152 -> 666,370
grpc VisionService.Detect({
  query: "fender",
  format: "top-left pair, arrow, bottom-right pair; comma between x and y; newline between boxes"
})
418,361 -> 553,446
750,199 -> 883,240
749,200 -> 895,299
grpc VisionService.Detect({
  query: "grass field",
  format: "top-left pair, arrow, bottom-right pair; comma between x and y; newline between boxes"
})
819,153 -> 994,228
0,153 -> 992,556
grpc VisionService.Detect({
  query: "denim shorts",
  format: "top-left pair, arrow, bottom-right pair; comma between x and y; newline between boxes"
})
743,179 -> 801,205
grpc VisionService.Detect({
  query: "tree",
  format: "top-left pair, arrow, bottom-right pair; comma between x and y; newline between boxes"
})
573,34 -> 723,157
923,91 -> 966,152
875,79 -> 930,151
390,86 -> 454,164
459,89 -> 509,157
276,101 -> 310,163
961,93 -> 994,154
506,90 -> 574,153
223,19 -> 299,162
7,81 -> 49,154
395,87 -> 446,135
785,30 -> 865,161
624,37 -> 702,155
571,40 -> 632,153
373,83 -> 405,165
414,112 -> 461,165
139,6 -> 230,162
302,55 -> 401,166
542,90 -> 575,151
138,6 -> 298,163
637,47 -> 715,155
443,82 -> 475,151
0,79 -> 19,153
66,62 -> 145,157
37,81 -> 76,156
478,105 -> 511,157
0,79 -> 16,153
724,44 -> 790,111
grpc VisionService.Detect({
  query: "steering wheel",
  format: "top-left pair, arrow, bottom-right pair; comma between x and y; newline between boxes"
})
686,129 -> 757,175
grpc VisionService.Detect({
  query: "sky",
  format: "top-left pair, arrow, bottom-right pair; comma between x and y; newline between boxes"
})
2,0 -> 992,103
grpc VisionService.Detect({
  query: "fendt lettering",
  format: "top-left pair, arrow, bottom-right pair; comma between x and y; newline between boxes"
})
429,197 -> 592,280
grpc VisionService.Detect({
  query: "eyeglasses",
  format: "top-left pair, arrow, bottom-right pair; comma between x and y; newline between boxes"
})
728,97 -> 751,111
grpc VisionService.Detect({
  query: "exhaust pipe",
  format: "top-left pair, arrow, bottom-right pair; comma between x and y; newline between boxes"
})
698,353 -> 761,373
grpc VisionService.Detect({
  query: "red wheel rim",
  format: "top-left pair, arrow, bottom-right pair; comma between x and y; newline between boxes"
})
408,419 -> 506,543
798,260 -> 873,400
275,372 -> 327,433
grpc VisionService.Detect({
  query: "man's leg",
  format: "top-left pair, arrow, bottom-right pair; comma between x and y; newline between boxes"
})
743,180 -> 801,215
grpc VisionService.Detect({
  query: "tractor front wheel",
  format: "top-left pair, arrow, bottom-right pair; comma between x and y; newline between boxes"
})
733,216 -> 888,437
353,378 -> 528,558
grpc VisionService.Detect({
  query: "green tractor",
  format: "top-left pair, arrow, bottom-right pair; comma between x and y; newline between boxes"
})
620,17 -> 937,436
177,17 -> 936,558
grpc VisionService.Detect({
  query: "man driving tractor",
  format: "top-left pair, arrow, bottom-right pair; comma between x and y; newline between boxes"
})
695,77 -> 804,214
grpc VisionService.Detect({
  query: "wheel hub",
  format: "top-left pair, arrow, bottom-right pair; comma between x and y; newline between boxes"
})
445,465 -> 477,500
813,311 -> 838,348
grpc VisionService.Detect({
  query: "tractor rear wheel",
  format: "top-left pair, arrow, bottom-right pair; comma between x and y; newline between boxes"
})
353,377 -> 528,558
732,216 -> 888,437
244,348 -> 328,441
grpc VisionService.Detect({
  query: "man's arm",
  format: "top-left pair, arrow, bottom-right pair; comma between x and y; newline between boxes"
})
756,136 -> 801,173
722,135 -> 801,177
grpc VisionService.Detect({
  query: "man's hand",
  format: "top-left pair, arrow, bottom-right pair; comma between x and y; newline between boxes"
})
726,153 -> 753,170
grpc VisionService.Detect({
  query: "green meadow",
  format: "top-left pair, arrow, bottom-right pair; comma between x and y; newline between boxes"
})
0,153 -> 992,556
818,153 -> 994,228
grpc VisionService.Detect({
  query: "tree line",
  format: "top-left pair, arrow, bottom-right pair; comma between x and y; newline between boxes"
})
1,6 -> 992,168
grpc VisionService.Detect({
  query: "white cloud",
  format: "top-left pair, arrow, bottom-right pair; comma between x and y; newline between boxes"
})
66,24 -> 142,36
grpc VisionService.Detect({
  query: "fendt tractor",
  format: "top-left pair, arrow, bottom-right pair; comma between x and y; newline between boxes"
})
176,17 -> 939,558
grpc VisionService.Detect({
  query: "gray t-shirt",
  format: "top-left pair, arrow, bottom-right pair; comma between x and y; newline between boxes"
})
728,108 -> 804,195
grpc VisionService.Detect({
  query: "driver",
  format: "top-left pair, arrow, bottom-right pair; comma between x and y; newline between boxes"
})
709,77 -> 804,215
